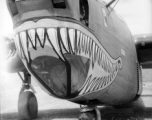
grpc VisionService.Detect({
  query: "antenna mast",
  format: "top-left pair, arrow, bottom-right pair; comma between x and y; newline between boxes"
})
106,0 -> 116,8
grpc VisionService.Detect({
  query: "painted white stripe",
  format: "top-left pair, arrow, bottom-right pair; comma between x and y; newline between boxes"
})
37,28 -> 45,46
105,56 -> 108,72
15,34 -> 21,56
100,50 -> 103,66
95,45 -> 98,64
97,48 -> 101,65
44,37 -> 52,48
28,29 -> 36,48
79,32 -> 83,53
47,28 -> 64,60
92,42 -> 96,64
89,39 -> 93,57
101,53 -> 105,69
107,58 -> 110,73
90,78 -> 99,91
76,30 -> 80,54
83,34 -> 86,52
95,77 -> 103,90
20,32 -> 29,62
60,28 -> 69,53
27,34 -> 32,49
85,36 -> 89,54
69,29 -> 75,53
109,61 -> 113,73
84,35 -> 88,53
81,34 -> 84,52
19,33 -> 25,59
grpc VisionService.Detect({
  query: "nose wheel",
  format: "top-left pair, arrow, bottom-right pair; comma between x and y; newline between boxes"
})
18,72 -> 38,120
18,91 -> 38,120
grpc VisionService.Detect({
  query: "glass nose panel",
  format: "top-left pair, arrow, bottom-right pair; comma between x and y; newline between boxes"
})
31,55 -> 89,98
31,56 -> 67,97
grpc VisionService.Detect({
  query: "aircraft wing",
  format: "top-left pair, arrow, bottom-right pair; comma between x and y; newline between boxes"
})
135,34 -> 152,69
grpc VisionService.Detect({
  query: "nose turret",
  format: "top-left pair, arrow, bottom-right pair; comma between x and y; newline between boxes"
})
6,0 -> 80,26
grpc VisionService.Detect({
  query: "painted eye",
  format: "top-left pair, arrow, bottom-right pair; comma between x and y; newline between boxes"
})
52,0 -> 66,9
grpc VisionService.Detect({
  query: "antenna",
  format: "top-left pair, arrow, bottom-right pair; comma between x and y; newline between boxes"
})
107,0 -> 119,16
106,0 -> 116,8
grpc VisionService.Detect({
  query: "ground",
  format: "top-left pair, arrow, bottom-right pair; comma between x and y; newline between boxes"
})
0,69 -> 152,120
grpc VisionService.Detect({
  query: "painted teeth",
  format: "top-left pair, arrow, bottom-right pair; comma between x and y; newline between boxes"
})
84,35 -> 88,54
60,28 -> 69,53
14,25 -> 122,95
15,27 -> 118,72
28,29 -> 36,49
68,29 -> 75,54
76,30 -> 81,54
47,28 -> 64,60
86,37 -> 90,54
77,32 -> 83,54
36,28 -> 45,47
81,34 -> 85,52
20,32 -> 29,61
15,34 -> 21,56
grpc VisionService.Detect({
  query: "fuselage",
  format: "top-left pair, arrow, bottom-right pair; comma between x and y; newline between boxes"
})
6,0 -> 140,106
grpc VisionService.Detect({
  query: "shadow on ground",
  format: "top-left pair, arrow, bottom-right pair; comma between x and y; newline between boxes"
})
1,106 -> 152,120
99,96 -> 152,120
1,80 -> 152,120
1,108 -> 80,120
100,106 -> 152,120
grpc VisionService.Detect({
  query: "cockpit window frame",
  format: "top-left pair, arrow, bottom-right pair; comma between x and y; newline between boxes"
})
52,0 -> 67,9
79,0 -> 89,27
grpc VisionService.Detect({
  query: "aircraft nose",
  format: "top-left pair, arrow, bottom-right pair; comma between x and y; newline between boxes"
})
6,0 -> 80,25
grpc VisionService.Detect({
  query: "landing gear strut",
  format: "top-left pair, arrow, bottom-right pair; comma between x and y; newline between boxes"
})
18,72 -> 38,120
79,105 -> 101,120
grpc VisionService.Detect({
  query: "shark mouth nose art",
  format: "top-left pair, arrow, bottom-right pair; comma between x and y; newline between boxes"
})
14,19 -> 122,97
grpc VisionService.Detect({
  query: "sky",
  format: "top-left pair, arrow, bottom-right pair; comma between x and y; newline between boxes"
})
115,0 -> 152,35
0,0 -> 13,37
0,0 -> 151,37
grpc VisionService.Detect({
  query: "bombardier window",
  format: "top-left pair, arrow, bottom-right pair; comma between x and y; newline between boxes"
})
52,0 -> 66,9
80,0 -> 89,26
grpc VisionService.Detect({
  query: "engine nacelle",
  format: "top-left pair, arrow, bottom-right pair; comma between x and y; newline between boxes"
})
2,36 -> 25,73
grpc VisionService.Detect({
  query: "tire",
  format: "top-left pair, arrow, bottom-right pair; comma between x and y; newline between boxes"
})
18,91 -> 38,120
